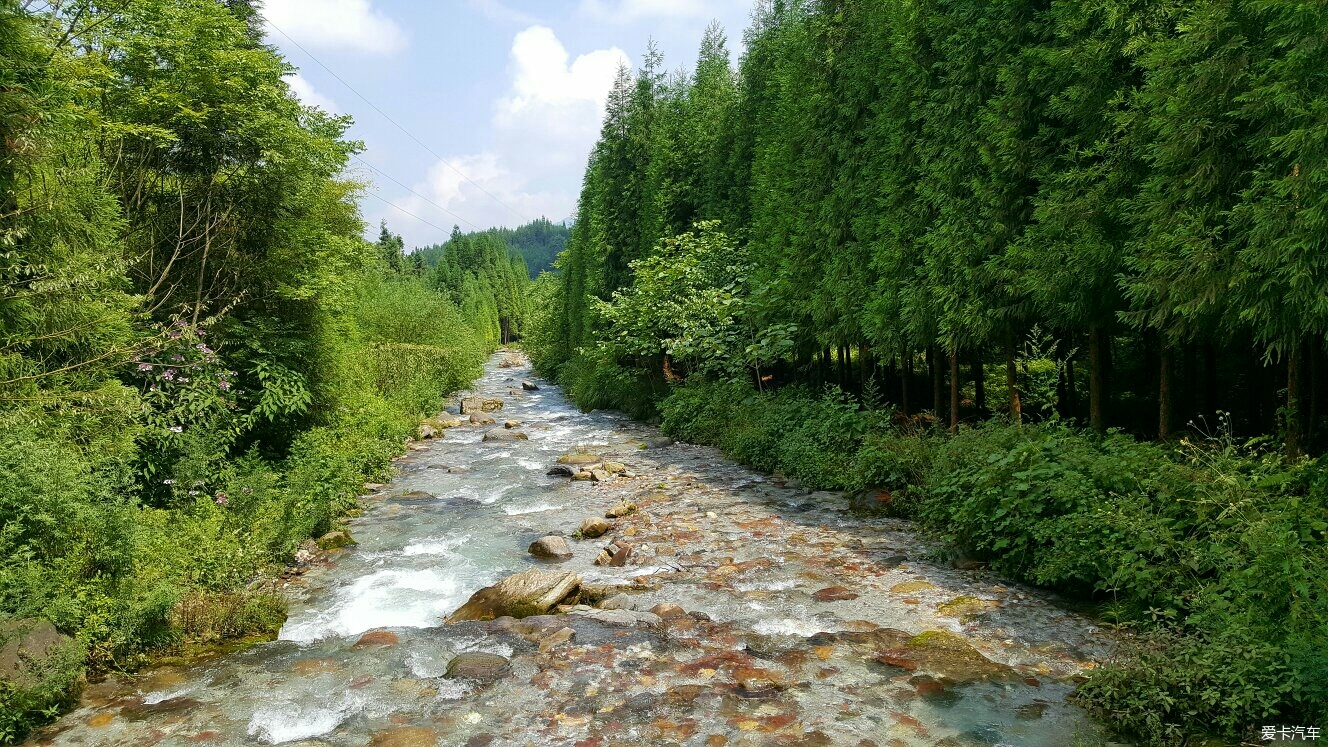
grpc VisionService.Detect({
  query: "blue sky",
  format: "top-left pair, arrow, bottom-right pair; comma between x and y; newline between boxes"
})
261,0 -> 758,249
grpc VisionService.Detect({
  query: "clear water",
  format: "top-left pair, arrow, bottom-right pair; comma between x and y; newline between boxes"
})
30,355 -> 1113,747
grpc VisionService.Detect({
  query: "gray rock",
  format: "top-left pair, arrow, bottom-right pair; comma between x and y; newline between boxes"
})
598,594 -> 637,611
448,569 -> 582,622
605,501 -> 638,519
469,413 -> 496,425
589,469 -> 611,482
482,429 -> 528,442
528,536 -> 573,561
417,424 -> 439,440
481,398 -> 505,413
444,652 -> 510,683
547,465 -> 578,478
504,420 -> 521,429
569,608 -> 662,629
459,397 -> 485,414
521,380 -> 540,391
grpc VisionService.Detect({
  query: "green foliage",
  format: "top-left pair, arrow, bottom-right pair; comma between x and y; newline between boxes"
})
426,226 -> 532,347
0,1 -> 491,739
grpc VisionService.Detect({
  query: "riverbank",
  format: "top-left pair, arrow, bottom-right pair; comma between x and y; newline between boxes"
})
30,353 -> 1114,746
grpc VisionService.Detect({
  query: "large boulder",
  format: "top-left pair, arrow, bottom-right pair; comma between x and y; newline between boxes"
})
459,397 -> 485,415
0,620 -> 77,689
872,629 -> 1013,683
448,570 -> 582,622
482,429 -> 528,443
469,413 -> 496,426
528,536 -> 573,561
521,381 -> 540,391
481,399 -> 505,413
557,453 -> 601,466
417,424 -> 439,441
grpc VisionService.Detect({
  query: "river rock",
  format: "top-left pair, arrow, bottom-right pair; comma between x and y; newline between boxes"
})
598,594 -> 637,611
0,620 -> 74,688
370,727 -> 440,747
568,607 -> 662,629
571,471 -> 595,482
317,531 -> 355,550
459,397 -> 485,414
432,415 -> 464,429
504,420 -> 521,429
353,630 -> 400,648
481,398 -> 505,412
557,453 -> 601,465
607,544 -> 632,567
547,465 -> 577,477
812,586 -> 859,602
605,501 -> 638,519
649,603 -> 688,620
579,517 -> 612,538
417,424 -> 439,440
602,462 -> 627,475
482,429 -> 528,442
528,536 -> 573,561
521,380 -> 539,391
589,468 -> 611,482
537,627 -> 575,652
873,630 -> 1013,683
593,550 -> 613,566
469,413 -> 496,425
448,569 -> 582,622
444,652 -> 510,683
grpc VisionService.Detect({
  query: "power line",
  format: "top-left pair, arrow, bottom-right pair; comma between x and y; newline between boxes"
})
351,155 -> 479,231
362,191 -> 454,238
260,13 -> 531,226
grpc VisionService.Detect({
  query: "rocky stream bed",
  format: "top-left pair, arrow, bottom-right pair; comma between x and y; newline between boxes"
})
30,353 -> 1118,747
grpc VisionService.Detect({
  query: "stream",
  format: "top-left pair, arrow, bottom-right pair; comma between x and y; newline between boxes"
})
31,354 -> 1116,747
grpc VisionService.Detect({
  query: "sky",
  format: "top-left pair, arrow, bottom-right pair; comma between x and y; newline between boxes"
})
261,0 -> 759,250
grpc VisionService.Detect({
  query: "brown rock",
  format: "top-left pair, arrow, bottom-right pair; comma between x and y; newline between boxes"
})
571,471 -> 595,482
608,544 -> 632,567
538,627 -> 575,652
371,727 -> 440,747
0,620 -> 73,688
482,429 -> 528,442
589,469 -> 611,482
579,517 -> 612,538
602,461 -> 627,474
649,604 -> 687,620
444,652 -> 510,683
481,399 -> 505,413
528,536 -> 573,561
504,420 -> 521,429
417,424 -> 439,440
812,586 -> 859,603
353,630 -> 400,648
593,550 -> 613,566
469,413 -> 496,425
459,397 -> 484,414
448,569 -> 582,622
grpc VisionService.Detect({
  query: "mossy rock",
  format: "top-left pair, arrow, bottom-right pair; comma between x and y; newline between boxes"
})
936,596 -> 999,620
558,453 -> 602,465
874,630 -> 1013,683
317,531 -> 356,551
889,580 -> 936,594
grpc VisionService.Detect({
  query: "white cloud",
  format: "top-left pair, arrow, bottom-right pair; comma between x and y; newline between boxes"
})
468,0 -> 541,26
284,73 -> 339,113
262,0 -> 407,55
393,27 -> 628,236
578,0 -> 742,24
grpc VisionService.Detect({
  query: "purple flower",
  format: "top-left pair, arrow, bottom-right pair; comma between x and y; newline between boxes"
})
168,330 -> 182,340
138,363 -> 153,372
172,354 -> 184,363
214,492 -> 229,507
163,369 -> 176,381
197,344 -> 213,355
218,381 -> 232,391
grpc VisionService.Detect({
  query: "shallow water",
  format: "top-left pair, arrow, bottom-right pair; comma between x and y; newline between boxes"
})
31,354 -> 1114,747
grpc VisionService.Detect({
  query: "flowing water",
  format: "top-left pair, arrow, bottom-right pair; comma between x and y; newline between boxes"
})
31,354 -> 1115,747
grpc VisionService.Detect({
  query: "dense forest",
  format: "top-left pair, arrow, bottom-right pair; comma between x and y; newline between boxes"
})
0,1 -> 510,738
528,1 -> 1328,743
416,217 -> 570,278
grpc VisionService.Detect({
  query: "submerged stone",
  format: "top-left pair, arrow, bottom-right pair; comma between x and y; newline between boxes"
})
444,652 -> 510,683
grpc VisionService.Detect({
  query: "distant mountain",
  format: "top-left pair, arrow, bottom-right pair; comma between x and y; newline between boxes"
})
414,218 -> 569,278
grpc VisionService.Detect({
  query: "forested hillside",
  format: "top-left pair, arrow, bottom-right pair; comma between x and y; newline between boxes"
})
528,2 -> 1328,743
416,218 -> 569,278
0,1 -> 503,738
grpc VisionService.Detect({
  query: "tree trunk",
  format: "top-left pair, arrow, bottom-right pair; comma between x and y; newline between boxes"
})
973,354 -> 986,415
1089,326 -> 1107,434
1288,339 -> 1308,460
1158,343 -> 1174,441
902,351 -> 912,416
1065,354 -> 1077,421
950,350 -> 960,434
1006,336 -> 1022,426
859,344 -> 870,396
930,346 -> 943,416
1312,341 -> 1325,453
